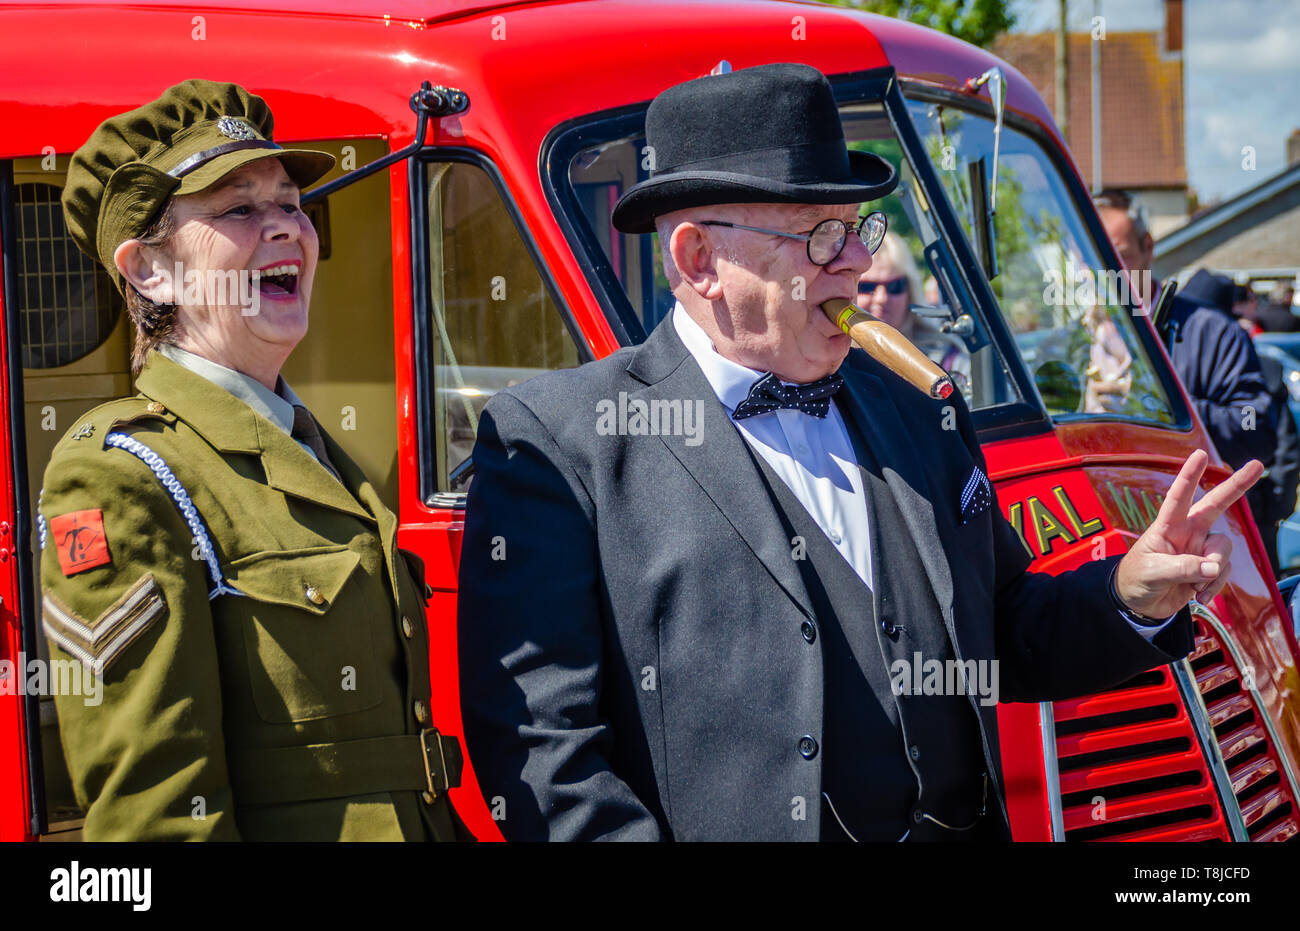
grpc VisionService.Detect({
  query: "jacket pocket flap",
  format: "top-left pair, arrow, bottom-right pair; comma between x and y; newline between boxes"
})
227,547 -> 361,615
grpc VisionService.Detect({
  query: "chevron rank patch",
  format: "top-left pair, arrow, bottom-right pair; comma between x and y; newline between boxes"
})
42,574 -> 167,677
50,508 -> 111,576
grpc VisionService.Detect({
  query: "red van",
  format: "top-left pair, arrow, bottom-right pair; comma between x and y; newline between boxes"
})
0,0 -> 1296,842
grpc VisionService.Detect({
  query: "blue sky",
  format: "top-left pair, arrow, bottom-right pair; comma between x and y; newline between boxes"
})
1008,0 -> 1299,203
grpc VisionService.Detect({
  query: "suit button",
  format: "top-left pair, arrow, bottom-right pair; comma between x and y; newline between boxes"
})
801,621 -> 816,643
881,619 -> 899,639
798,736 -> 818,759
401,616 -> 415,639
913,808 -> 924,824
305,584 -> 325,606
909,745 -> 920,761
413,700 -> 431,725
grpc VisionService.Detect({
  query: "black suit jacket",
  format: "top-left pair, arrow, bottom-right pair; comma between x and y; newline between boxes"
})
456,315 -> 1193,841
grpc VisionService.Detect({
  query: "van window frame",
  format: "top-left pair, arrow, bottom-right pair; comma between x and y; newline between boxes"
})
898,80 -> 1193,435
0,160 -> 45,836
409,148 -> 592,508
541,66 -> 1194,441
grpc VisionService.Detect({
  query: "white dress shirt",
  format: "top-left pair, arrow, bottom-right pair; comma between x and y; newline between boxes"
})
673,302 -> 873,589
671,302 -> 1174,642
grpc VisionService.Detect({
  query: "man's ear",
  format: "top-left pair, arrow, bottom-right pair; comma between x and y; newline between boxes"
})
667,222 -> 725,301
113,239 -> 174,304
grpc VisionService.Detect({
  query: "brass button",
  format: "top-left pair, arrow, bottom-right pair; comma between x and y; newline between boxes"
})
421,791 -> 436,806
146,401 -> 165,415
413,699 -> 430,724
305,584 -> 325,606
401,615 -> 415,639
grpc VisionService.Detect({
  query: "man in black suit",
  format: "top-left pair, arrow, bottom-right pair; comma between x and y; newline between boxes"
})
456,63 -> 1261,841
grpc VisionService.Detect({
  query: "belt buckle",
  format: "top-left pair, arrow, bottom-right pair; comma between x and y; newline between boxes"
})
419,727 -> 448,803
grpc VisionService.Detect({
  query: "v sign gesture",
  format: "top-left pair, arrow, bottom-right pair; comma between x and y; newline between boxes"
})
1114,449 -> 1265,620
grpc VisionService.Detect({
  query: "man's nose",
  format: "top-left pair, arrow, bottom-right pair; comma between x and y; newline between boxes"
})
832,229 -> 873,277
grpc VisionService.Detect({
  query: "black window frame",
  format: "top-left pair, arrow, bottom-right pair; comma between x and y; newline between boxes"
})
541,65 -> 1195,442
899,80 -> 1193,435
409,147 -> 592,508
0,161 -> 44,837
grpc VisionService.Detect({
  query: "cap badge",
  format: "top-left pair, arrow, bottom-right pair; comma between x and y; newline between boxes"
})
216,116 -> 258,141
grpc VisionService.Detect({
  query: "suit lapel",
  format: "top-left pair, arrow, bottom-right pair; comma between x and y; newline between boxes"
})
628,320 -> 816,621
836,365 -> 956,629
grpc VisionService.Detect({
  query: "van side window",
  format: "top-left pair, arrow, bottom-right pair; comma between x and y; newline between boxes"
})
15,182 -> 122,369
423,160 -> 580,494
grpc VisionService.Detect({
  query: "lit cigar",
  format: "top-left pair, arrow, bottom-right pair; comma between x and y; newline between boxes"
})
822,300 -> 954,400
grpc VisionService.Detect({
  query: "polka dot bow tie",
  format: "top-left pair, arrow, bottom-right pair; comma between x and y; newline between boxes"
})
732,371 -> 845,420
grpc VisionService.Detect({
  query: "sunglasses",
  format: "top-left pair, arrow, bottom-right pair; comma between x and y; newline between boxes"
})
699,211 -> 888,266
858,276 -> 909,296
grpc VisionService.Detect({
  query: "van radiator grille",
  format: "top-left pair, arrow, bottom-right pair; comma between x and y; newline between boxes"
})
1188,615 -> 1299,842
1053,666 -> 1230,841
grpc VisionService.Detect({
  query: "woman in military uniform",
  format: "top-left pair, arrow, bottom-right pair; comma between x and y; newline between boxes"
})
41,80 -> 465,840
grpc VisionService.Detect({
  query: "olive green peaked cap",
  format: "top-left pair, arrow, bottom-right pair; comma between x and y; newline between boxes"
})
62,79 -> 335,294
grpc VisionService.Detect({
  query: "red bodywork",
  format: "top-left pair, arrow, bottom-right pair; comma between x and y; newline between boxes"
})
0,0 -> 1295,842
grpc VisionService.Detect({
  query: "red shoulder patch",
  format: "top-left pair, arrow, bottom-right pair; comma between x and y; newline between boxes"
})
50,509 -> 111,576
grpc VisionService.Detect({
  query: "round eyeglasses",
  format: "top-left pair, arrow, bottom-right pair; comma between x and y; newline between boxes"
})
699,210 -> 887,266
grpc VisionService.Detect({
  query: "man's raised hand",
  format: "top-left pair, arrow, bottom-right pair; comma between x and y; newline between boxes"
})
1114,448 -> 1264,620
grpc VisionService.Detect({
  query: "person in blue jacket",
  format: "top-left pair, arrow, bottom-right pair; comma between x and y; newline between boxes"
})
1096,193 -> 1274,470
1166,269 -> 1275,470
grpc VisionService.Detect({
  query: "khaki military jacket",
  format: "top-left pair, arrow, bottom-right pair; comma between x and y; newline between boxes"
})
39,349 -> 463,841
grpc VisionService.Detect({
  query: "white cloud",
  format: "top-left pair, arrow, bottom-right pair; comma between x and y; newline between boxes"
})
1190,21 -> 1300,72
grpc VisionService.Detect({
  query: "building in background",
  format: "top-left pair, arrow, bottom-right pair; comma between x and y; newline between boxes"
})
1153,158 -> 1300,295
993,0 -> 1188,237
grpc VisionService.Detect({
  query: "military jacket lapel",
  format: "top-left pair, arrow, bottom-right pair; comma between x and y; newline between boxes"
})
134,350 -> 373,523
256,421 -> 374,522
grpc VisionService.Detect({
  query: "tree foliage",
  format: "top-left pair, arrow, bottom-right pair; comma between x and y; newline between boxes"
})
814,0 -> 1016,49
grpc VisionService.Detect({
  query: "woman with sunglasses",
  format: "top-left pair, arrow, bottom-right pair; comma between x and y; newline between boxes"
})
857,232 -> 969,394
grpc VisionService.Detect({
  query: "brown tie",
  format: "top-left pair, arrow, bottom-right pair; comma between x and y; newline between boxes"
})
291,405 -> 341,481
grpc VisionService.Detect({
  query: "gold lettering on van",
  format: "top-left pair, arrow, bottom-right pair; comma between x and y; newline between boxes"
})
1105,481 -> 1163,534
1028,496 -> 1076,556
1005,489 -> 1106,557
1053,485 -> 1105,538
1006,501 -> 1034,558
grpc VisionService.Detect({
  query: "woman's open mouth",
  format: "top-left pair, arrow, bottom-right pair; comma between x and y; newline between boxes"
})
256,261 -> 301,298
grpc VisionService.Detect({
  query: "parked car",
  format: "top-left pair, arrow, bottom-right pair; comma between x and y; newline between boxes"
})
1254,335 -> 1300,571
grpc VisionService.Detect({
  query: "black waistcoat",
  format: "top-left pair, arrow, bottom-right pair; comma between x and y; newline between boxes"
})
742,401 -> 991,841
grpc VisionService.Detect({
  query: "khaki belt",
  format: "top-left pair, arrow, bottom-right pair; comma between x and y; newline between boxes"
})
230,729 -> 463,807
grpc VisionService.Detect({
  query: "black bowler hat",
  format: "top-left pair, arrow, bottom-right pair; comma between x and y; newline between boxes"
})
612,62 -> 898,234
